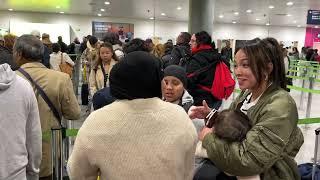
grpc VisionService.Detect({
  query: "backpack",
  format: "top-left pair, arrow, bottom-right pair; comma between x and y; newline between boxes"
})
169,46 -> 190,68
187,60 -> 235,100
177,48 -> 190,68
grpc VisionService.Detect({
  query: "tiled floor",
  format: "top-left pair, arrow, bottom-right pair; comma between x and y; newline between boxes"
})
68,78 -> 320,164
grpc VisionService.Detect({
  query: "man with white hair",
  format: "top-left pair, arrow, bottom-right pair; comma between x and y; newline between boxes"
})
14,34 -> 81,179
30,30 -> 50,68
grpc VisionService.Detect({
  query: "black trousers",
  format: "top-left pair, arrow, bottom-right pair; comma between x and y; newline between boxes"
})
193,159 -> 237,180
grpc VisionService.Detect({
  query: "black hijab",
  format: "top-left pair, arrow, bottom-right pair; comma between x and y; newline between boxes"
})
110,51 -> 163,100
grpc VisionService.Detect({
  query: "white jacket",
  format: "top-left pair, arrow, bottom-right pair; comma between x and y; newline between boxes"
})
49,51 -> 75,71
68,98 -> 197,180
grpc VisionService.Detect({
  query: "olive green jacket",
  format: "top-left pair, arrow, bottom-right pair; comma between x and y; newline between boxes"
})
203,85 -> 304,180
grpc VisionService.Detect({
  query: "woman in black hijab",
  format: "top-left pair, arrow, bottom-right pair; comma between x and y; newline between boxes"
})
110,51 -> 163,99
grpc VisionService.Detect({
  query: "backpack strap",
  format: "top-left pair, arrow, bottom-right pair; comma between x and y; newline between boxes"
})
18,68 -> 62,126
187,59 -> 219,78
100,63 -> 108,88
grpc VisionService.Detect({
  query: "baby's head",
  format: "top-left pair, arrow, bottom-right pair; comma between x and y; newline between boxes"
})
211,109 -> 252,142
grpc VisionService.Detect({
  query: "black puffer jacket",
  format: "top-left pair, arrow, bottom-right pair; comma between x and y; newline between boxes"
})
169,45 -> 191,66
0,45 -> 18,70
186,49 -> 222,108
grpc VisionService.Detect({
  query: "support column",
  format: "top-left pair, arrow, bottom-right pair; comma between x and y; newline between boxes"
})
188,0 -> 215,35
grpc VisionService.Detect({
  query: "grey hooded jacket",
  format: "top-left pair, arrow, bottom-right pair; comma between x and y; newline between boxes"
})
0,63 -> 42,180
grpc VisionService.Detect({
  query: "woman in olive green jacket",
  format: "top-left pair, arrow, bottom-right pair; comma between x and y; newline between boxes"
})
190,37 -> 304,180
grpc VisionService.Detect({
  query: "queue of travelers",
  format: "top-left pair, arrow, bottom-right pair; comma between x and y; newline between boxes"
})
0,29 -> 303,180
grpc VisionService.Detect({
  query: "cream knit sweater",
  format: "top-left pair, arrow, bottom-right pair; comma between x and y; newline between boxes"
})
68,98 -> 197,180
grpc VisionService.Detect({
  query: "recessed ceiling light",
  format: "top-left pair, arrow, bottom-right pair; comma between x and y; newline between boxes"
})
219,14 -> 224,18
104,1 -> 110,5
286,1 -> 294,6
149,17 -> 154,20
246,9 -> 252,13
8,8 -> 13,11
297,25 -> 301,27
101,9 -> 105,11
234,12 -> 239,15
59,11 -> 64,14
177,6 -> 182,10
269,5 -> 274,9
256,18 -> 261,21
266,23 -> 270,26
56,6 -> 60,9
97,14 -> 102,16
161,13 -> 166,16
232,21 -> 237,24
286,14 -> 292,17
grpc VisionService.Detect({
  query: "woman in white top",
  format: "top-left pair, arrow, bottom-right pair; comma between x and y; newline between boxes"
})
50,43 -> 75,71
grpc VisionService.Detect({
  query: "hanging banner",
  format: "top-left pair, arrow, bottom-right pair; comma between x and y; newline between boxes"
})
92,21 -> 134,42
307,10 -> 320,25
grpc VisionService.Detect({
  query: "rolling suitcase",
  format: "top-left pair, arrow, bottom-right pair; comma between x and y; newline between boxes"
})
312,128 -> 320,180
81,64 -> 89,105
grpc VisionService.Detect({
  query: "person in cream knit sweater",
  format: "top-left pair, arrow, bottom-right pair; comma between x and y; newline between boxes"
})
68,51 -> 198,180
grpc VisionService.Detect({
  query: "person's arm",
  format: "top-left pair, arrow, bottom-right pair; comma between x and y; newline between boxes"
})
63,53 -> 75,66
26,87 -> 42,180
60,74 -> 80,120
183,122 -> 198,180
68,130 -> 99,180
202,93 -> 300,176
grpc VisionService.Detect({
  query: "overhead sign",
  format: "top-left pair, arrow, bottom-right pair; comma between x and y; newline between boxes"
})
307,10 -> 320,25
92,21 -> 134,42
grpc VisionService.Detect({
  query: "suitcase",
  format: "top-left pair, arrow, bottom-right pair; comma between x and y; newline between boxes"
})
81,83 -> 89,105
312,128 -> 320,180
81,63 -> 89,105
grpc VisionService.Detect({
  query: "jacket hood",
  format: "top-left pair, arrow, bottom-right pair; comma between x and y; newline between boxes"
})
181,90 -> 194,105
0,63 -> 16,90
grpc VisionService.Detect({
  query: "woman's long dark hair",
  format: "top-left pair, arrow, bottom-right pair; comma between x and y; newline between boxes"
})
94,42 -> 118,69
240,37 -> 286,89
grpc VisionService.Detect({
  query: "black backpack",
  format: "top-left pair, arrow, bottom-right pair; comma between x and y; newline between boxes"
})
169,46 -> 191,68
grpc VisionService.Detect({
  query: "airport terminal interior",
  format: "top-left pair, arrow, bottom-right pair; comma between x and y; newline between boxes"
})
1,0 -> 320,179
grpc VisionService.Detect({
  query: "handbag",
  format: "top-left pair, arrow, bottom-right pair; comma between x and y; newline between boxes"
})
59,53 -> 73,77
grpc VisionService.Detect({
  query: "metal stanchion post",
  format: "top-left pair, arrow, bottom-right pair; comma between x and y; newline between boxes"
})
51,130 -> 56,180
51,128 -> 63,180
299,69 -> 307,110
306,77 -> 314,118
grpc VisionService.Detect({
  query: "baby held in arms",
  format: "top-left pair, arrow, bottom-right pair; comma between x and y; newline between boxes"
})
196,109 -> 260,180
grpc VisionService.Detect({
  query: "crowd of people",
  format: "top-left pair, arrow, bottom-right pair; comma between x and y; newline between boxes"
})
0,28 -> 305,180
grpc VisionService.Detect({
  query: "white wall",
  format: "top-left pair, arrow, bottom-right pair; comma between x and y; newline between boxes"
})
0,11 -> 188,44
212,23 -> 306,51
0,11 -> 307,48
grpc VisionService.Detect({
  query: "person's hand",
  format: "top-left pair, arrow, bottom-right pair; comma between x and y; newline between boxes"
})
188,100 -> 211,119
199,127 -> 213,141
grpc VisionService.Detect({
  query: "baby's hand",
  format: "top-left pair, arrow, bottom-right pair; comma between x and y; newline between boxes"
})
199,127 -> 213,141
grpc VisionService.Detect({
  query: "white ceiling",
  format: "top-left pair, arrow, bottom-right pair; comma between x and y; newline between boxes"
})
0,0 -> 320,27
214,0 -> 320,27
0,0 -> 189,21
